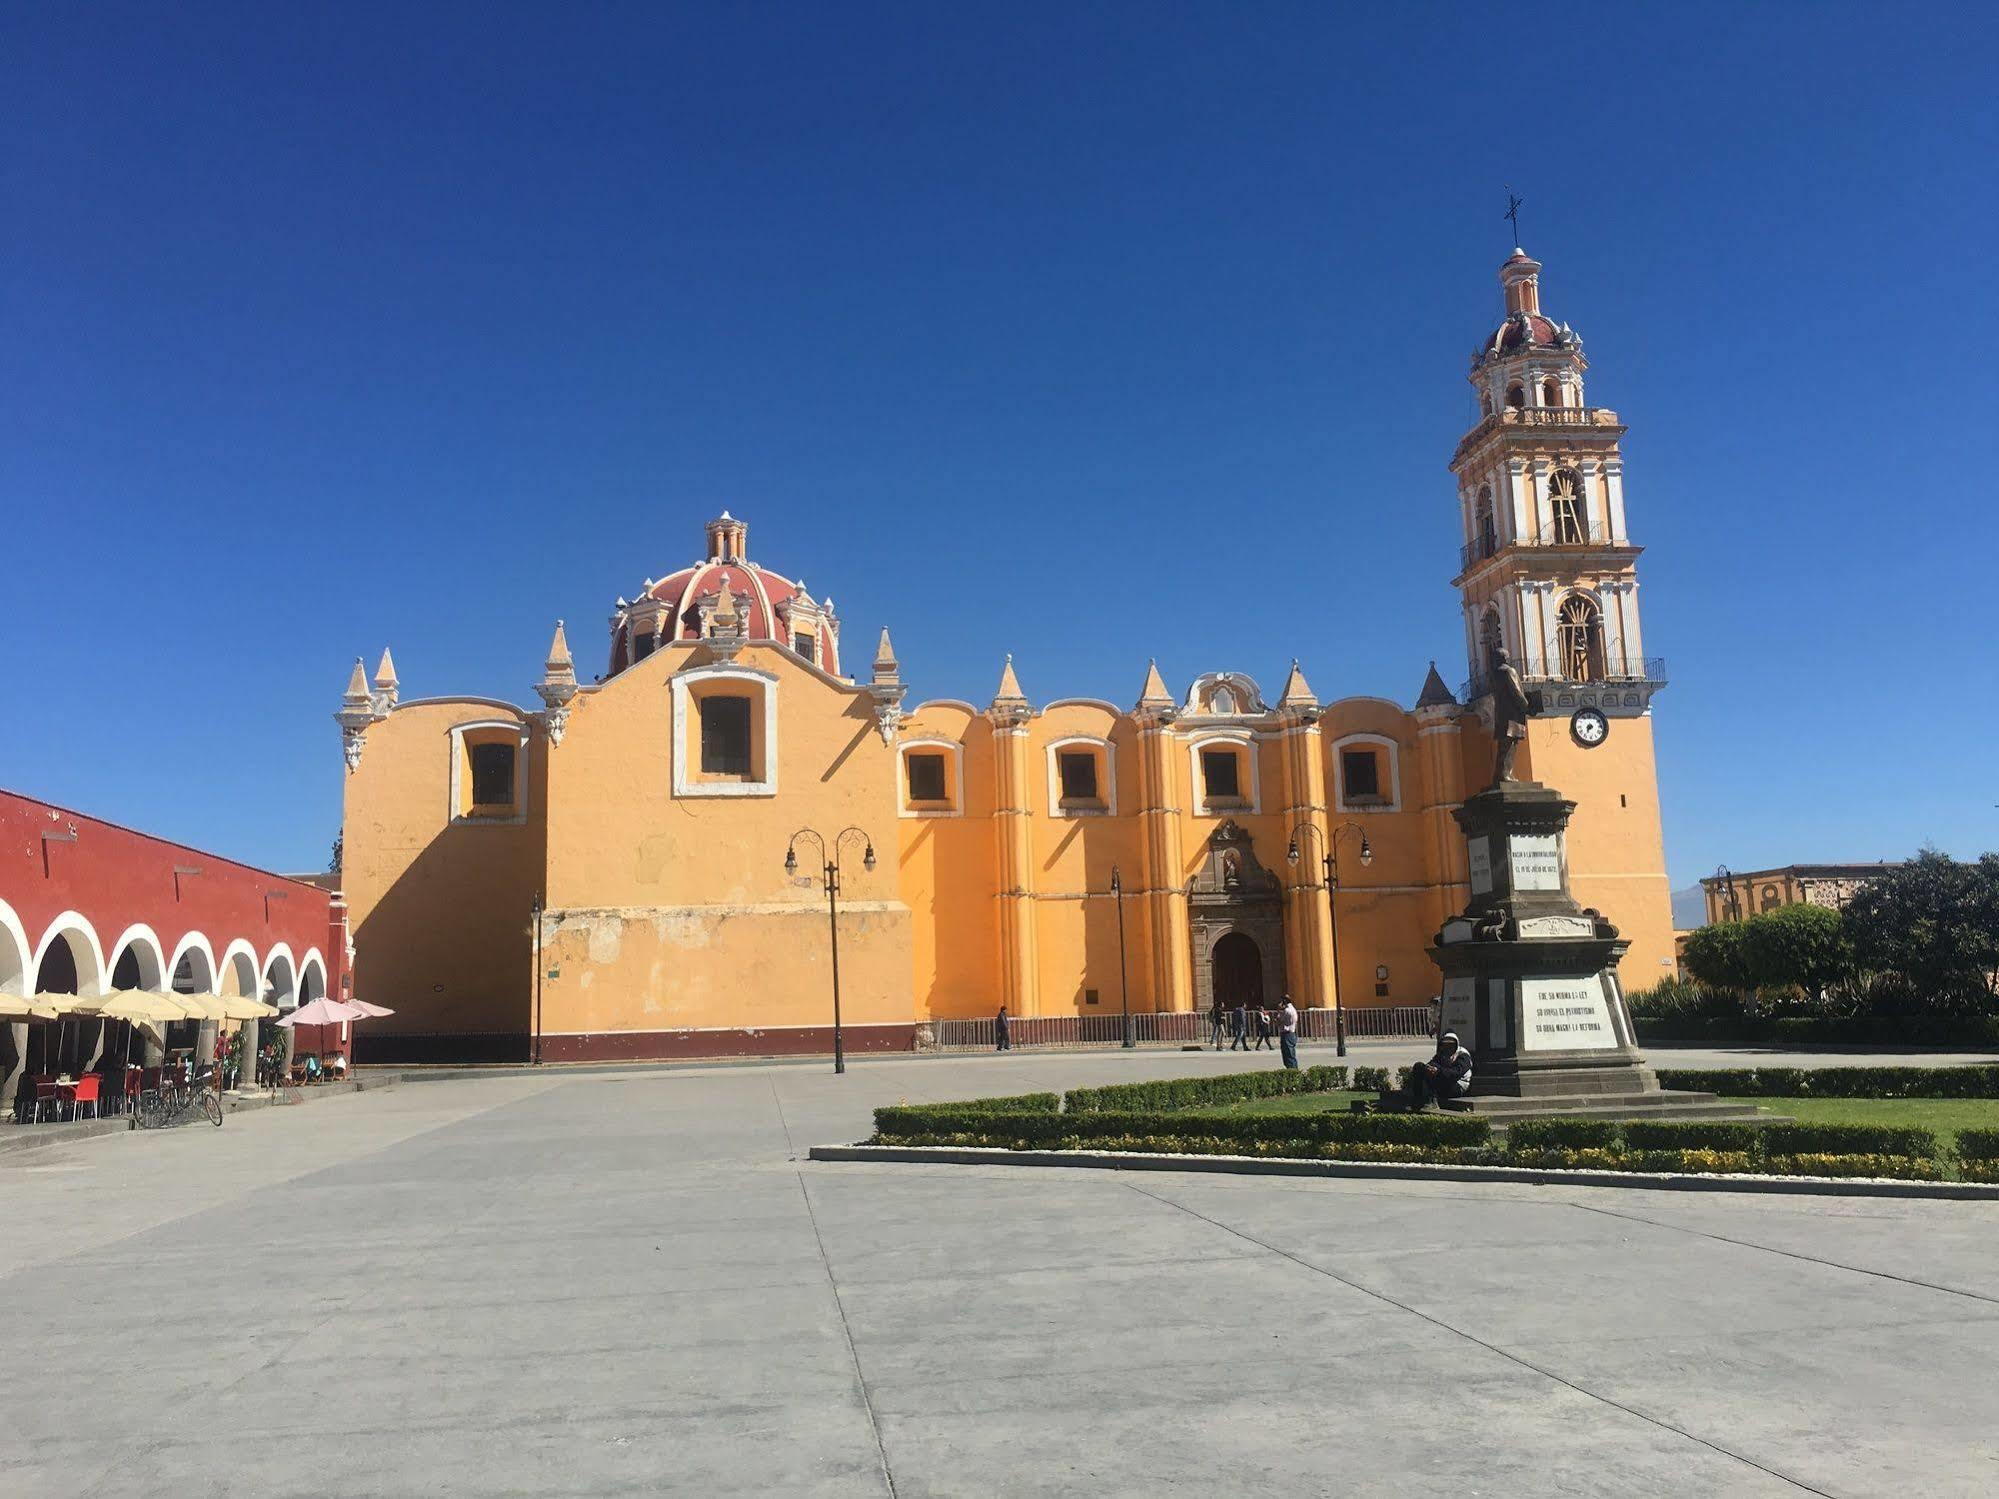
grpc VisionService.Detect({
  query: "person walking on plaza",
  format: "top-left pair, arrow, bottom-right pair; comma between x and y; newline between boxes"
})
1278,994 -> 1300,1070
1208,998 -> 1226,1051
1254,1006 -> 1275,1050
995,1005 -> 1011,1052
1229,1001 -> 1249,1051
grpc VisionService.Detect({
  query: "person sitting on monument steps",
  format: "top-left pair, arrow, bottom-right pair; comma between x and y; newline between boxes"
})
1406,1032 -> 1473,1109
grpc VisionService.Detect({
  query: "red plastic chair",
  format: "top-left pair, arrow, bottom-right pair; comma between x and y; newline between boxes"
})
72,1074 -> 101,1121
123,1069 -> 143,1115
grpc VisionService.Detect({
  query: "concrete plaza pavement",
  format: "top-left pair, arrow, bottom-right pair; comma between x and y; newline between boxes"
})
4,1044 -> 1997,1497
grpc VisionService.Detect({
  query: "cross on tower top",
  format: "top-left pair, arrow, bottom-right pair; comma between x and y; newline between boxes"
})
1503,188 -> 1524,248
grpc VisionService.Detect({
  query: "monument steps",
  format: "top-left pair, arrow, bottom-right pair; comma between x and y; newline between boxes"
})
1443,1092 -> 1784,1125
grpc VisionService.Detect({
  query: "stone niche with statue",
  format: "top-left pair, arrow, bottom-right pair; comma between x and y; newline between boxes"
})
1427,779 -> 1748,1120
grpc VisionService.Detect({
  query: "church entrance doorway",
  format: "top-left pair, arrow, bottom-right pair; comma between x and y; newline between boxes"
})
1210,931 -> 1265,1009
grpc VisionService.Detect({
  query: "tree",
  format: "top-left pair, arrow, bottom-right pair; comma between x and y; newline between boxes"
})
1843,850 -> 1999,1014
1737,902 -> 1850,1002
1681,920 -> 1752,992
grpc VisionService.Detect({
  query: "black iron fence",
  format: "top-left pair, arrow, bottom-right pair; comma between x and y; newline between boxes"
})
935,1005 -> 1436,1050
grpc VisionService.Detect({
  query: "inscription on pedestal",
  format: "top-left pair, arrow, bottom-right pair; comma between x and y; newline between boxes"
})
1467,836 -> 1492,896
1508,834 -> 1563,892
1441,977 -> 1475,1043
1520,977 -> 1614,1052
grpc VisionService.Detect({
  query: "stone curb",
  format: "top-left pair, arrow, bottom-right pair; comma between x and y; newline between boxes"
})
807,1143 -> 1999,1201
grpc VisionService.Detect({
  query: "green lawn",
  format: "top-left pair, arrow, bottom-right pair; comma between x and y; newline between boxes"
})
1719,1097 -> 1999,1134
1188,1089 -> 1999,1136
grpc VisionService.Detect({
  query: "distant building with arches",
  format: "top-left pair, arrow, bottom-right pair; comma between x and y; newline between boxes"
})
0,790 -> 345,1113
332,246 -> 1676,1061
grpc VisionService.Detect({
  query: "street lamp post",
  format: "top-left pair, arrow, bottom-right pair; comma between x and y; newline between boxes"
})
1110,864 -> 1133,1048
1715,863 -> 1742,923
1286,821 -> 1373,1058
785,826 -> 877,1076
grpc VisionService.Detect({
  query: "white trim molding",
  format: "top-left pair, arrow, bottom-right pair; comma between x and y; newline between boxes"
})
33,911 -> 109,998
897,737 -> 965,819
296,948 -> 328,1002
165,929 -> 216,995
1044,734 -> 1118,818
217,937 -> 262,998
670,663 -> 780,799
1331,732 -> 1403,814
103,923 -> 168,990
0,897 -> 32,995
1186,731 -> 1261,816
447,719 -> 532,826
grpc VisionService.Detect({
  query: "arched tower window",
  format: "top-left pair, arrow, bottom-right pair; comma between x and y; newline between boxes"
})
1475,487 -> 1497,559
1542,377 -> 1561,407
1479,605 -> 1504,672
1556,594 -> 1606,682
1547,468 -> 1590,544
1505,383 -> 1525,409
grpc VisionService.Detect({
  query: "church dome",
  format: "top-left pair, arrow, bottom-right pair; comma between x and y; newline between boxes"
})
607,513 -> 841,677
1474,248 -> 1582,367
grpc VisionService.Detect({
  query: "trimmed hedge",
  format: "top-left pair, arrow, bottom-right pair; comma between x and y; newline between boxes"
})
1638,1016 -> 1999,1047
1955,1128 -> 1999,1162
1656,1066 -> 1999,1100
1620,1120 -> 1761,1153
1063,1065 -> 1347,1115
1507,1118 -> 1622,1150
886,1093 -> 1062,1117
873,1107 -> 1490,1150
1761,1122 -> 1941,1159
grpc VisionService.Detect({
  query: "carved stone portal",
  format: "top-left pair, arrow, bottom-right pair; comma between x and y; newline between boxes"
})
1187,820 -> 1287,1014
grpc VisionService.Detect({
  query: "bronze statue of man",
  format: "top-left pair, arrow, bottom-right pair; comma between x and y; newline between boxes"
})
1490,647 -> 1532,784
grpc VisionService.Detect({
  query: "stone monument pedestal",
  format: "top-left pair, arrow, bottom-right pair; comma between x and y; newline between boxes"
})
1428,780 -> 1755,1121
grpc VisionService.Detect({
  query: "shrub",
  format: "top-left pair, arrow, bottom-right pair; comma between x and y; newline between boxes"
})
1507,1118 -> 1621,1151
1627,1148 -> 1756,1175
1955,1128 -> 1999,1162
1621,1121 -> 1761,1153
1351,1067 -> 1390,1091
873,1107 -> 1488,1151
1506,1146 -> 1626,1171
1762,1122 -> 1940,1160
1062,1065 -> 1346,1115
1960,1160 -> 1999,1184
887,1092 -> 1061,1117
1763,1154 -> 1945,1181
1656,1066 -> 1999,1100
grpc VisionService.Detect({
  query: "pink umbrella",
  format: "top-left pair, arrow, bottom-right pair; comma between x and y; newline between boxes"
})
277,997 -> 369,1071
276,997 -> 366,1028
344,999 -> 395,1018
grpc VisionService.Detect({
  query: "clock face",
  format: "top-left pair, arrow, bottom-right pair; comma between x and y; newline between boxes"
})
1571,707 -> 1609,747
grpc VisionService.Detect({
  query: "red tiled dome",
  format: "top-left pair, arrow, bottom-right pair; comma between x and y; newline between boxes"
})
607,515 -> 840,677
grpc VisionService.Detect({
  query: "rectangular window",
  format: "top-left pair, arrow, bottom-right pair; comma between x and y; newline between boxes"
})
699,696 -> 753,776
469,742 -> 515,807
793,632 -> 816,664
1058,750 -> 1099,802
1201,748 -> 1242,801
1084,989 -> 1099,1006
1342,749 -> 1381,802
906,752 -> 947,803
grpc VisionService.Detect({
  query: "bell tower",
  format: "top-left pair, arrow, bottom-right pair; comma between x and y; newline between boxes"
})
1449,247 -> 1659,719
1447,241 -> 1675,986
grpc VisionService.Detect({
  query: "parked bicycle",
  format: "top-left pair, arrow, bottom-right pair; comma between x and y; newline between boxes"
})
133,1065 -> 224,1129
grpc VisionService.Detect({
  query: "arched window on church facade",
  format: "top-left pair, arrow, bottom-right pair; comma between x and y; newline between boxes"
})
1556,593 -> 1606,682
1547,467 -> 1589,545
1475,487 -> 1497,559
1542,376 -> 1562,407
1505,383 -> 1525,409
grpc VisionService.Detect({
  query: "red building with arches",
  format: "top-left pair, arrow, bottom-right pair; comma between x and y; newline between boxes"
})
1,789 -> 347,1111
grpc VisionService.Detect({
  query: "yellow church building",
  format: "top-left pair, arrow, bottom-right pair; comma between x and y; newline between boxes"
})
333,246 -> 1674,1061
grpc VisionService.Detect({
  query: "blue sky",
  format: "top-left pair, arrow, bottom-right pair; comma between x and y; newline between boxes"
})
5,3 -> 1995,887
